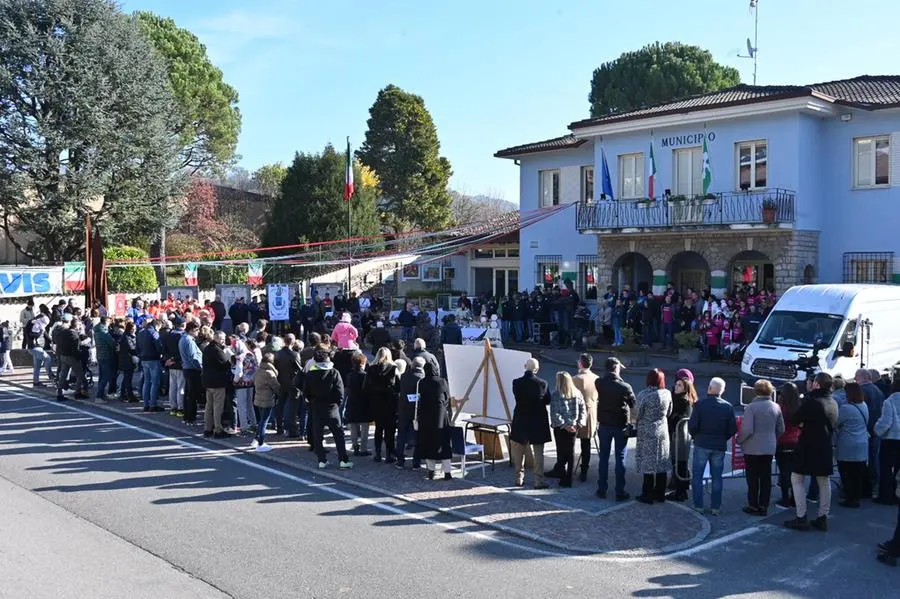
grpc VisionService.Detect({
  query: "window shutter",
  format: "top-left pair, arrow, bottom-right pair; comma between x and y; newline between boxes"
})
560,166 -> 580,204
891,133 -> 900,187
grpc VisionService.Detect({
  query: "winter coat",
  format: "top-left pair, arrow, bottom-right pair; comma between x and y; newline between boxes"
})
201,343 -> 231,389
595,373 -> 636,429
634,387 -> 673,474
572,369 -> 599,438
791,388 -> 839,476
874,392 -> 900,440
836,402 -> 870,462
344,368 -> 370,424
668,392 -> 693,463
398,367 -> 426,425
253,361 -> 280,408
440,322 -> 462,346
117,333 -> 138,371
179,334 -> 202,371
163,329 -> 184,370
688,395 -> 737,452
410,348 -> 441,377
413,366 -> 452,460
364,362 -> 399,421
510,371 -> 552,445
738,397 -> 785,456
93,324 -> 116,363
136,327 -> 162,361
303,363 -> 344,410
275,347 -> 303,399
550,390 -> 586,430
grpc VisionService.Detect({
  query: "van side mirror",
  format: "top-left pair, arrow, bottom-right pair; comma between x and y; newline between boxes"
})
836,341 -> 856,358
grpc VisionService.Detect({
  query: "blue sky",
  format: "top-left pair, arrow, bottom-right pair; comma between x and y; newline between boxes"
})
124,0 -> 900,203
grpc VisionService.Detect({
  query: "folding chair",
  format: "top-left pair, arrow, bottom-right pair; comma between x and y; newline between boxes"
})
451,426 -> 486,479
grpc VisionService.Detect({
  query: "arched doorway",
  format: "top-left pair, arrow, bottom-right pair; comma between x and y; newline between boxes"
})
667,251 -> 710,295
612,252 -> 652,294
729,250 -> 775,292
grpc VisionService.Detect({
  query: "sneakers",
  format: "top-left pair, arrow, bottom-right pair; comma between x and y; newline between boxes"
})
256,444 -> 273,453
249,440 -> 259,449
318,461 -> 327,469
169,409 -> 179,416
339,460 -> 353,469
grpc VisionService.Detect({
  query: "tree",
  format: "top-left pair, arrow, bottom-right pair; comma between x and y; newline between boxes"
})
357,85 -> 452,233
134,11 -> 241,174
263,145 -> 380,252
450,191 -> 516,226
172,179 -> 230,250
588,42 -> 741,117
0,0 -> 184,261
104,246 -> 158,293
251,163 -> 287,198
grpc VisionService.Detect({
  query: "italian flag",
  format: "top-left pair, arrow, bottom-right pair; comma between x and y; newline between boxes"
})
344,138 -> 354,201
648,138 -> 658,198
63,261 -> 85,292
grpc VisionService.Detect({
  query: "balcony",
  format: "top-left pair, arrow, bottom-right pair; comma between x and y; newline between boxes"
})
576,188 -> 795,233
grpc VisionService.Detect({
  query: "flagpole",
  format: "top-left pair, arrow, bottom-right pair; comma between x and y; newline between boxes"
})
347,136 -> 352,295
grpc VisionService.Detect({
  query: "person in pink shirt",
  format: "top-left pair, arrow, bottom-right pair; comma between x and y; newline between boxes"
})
331,312 -> 359,349
705,320 -> 721,361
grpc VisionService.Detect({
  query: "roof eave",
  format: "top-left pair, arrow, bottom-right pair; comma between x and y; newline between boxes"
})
493,139 -> 588,159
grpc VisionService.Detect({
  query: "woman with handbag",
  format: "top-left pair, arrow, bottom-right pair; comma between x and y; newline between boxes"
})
549,372 -> 587,488
836,382 -> 870,508
413,361 -> 453,480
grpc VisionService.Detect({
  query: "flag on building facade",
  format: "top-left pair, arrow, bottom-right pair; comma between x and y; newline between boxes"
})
600,148 -> 615,200
63,262 -> 85,292
648,138 -> 658,198
702,137 -> 713,194
184,263 -> 198,286
247,261 -> 264,286
344,138 -> 354,201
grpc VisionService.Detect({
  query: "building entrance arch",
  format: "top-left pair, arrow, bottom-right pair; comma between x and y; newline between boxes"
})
612,252 -> 652,294
729,250 -> 774,292
667,251 -> 710,296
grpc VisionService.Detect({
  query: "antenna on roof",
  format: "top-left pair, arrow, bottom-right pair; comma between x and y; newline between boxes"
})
737,0 -> 759,84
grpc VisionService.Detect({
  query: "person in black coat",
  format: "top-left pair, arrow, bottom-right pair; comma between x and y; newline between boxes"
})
785,372 -> 839,531
344,352 -> 371,457
440,315 -> 463,346
364,347 -> 399,463
274,334 -> 304,438
303,350 -> 352,468
510,359 -> 552,489
201,331 -> 232,438
414,361 -> 453,480
397,357 -> 426,469
210,296 -> 226,331
366,321 -> 392,354
117,323 -> 138,402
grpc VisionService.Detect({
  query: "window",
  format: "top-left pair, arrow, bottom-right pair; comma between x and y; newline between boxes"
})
854,136 -> 890,187
673,147 -> 702,196
578,255 -> 600,300
540,169 -> 560,207
737,141 -> 767,189
507,247 -> 520,258
618,153 -> 644,199
581,166 -> 595,203
843,252 -> 893,283
494,248 -> 507,258
535,255 -> 561,290
492,269 -> 519,297
473,248 -> 492,259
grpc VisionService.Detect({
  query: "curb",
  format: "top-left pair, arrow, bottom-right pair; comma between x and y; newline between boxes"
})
1,379 -> 711,557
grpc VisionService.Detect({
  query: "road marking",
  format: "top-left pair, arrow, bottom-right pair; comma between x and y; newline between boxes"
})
1,387 -> 772,562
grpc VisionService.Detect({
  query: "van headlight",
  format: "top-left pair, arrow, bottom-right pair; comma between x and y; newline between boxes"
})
742,352 -> 753,366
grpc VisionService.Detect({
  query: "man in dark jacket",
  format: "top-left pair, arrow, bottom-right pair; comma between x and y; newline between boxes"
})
93,318 -> 117,401
785,372 -> 839,531
164,317 -> 185,416
55,317 -> 86,401
410,338 -> 441,377
210,296 -> 226,331
688,377 -> 737,514
856,368 -> 885,498
202,331 -> 231,438
510,358 -> 552,489
440,315 -> 463,346
594,356 -> 635,500
303,350 -> 353,469
275,334 -> 304,437
228,297 -> 251,327
397,357 -> 426,468
366,321 -> 392,354
137,319 -> 164,412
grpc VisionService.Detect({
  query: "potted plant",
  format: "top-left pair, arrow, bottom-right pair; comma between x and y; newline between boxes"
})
701,192 -> 718,206
635,197 -> 656,209
612,327 -> 649,366
675,330 -> 701,363
761,197 -> 778,224
668,194 -> 688,204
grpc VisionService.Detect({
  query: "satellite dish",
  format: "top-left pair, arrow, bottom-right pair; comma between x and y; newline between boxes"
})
746,38 -> 755,57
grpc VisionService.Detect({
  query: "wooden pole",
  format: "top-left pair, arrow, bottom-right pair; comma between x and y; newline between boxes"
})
486,340 -> 513,421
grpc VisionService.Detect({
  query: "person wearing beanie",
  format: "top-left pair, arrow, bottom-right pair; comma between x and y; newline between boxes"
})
303,350 -> 353,469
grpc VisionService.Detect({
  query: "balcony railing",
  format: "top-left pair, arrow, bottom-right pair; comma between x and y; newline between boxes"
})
576,188 -> 795,232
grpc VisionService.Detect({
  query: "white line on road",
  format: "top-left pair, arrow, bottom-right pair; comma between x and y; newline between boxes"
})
1,387 -> 775,562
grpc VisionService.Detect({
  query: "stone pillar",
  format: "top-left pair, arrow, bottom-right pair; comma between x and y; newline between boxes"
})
652,270 -> 666,296
711,270 -> 726,297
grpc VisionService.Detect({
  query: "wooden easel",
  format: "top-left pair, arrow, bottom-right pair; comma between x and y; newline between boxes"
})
450,338 -> 512,423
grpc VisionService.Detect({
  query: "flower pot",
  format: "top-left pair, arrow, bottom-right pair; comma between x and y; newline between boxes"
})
701,198 -> 717,206
636,202 -> 654,209
762,207 -> 776,224
677,347 -> 701,364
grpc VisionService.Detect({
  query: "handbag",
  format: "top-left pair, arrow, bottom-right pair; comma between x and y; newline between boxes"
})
411,379 -> 422,431
624,423 -> 637,438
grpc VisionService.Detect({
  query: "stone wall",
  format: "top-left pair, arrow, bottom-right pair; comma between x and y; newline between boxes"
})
591,227 -> 820,293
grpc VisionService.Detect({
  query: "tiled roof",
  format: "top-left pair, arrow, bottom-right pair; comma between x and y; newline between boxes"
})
494,134 -> 587,158
568,75 -> 900,129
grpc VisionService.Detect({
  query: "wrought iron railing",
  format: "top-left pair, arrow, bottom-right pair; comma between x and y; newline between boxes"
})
575,188 -> 795,231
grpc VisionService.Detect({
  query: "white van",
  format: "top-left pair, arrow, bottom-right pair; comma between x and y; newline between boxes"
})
741,284 -> 900,384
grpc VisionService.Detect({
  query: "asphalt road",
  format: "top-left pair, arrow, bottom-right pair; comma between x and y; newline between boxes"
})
0,385 -> 896,599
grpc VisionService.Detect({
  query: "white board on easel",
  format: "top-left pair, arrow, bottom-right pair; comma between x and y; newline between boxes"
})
444,342 -> 532,422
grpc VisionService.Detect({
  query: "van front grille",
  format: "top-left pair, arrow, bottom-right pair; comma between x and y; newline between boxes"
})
750,358 -> 797,380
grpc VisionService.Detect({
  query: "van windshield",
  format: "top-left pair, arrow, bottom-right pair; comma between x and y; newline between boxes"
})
755,310 -> 844,349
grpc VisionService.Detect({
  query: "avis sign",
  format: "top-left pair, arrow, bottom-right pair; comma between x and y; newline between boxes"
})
0,267 -> 64,297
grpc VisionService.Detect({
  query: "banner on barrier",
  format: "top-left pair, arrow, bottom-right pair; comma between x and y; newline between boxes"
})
0,267 -> 63,297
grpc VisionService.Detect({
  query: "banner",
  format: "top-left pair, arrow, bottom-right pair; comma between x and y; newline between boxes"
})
0,267 -> 64,297
248,261 -> 263,286
216,284 -> 252,316
113,293 -> 128,316
184,263 -> 198,286
267,284 -> 291,321
732,416 -> 746,472
63,262 -> 85,292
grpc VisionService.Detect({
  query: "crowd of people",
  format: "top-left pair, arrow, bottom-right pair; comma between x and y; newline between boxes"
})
8,283 -> 900,567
